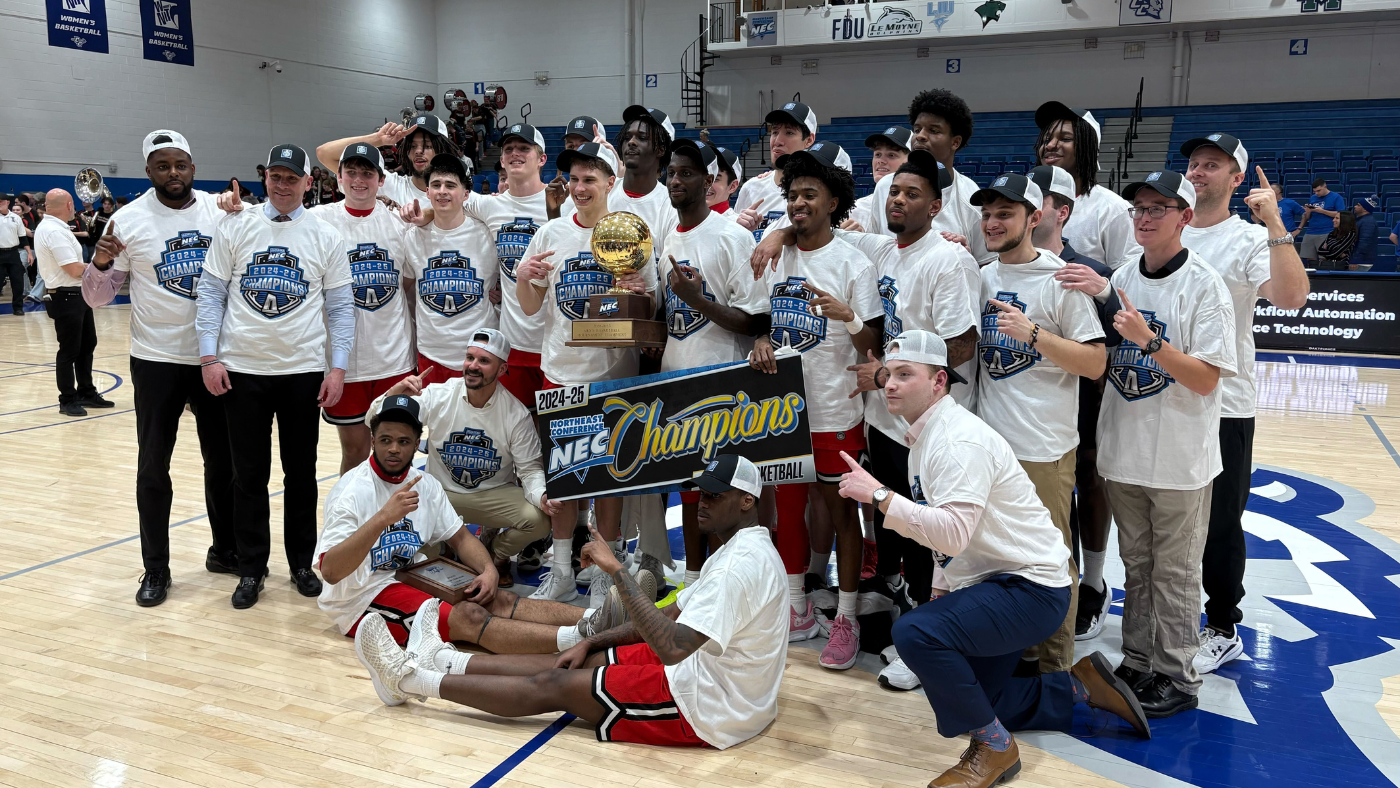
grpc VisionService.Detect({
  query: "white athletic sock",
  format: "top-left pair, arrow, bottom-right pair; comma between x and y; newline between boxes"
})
558,625 -> 584,651
809,549 -> 829,576
837,590 -> 858,621
400,666 -> 444,699
787,573 -> 807,610
552,538 -> 575,581
861,505 -> 876,540
432,649 -> 472,674
683,569 -> 701,587
1081,548 -> 1106,591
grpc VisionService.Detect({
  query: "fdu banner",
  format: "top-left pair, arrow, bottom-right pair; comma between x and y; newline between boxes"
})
141,0 -> 194,66
47,0 -> 109,53
535,357 -> 814,501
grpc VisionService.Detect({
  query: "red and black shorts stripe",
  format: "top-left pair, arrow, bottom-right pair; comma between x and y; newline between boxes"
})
589,644 -> 708,747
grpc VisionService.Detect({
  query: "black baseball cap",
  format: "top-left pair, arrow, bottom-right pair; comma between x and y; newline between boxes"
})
564,116 -> 604,142
669,139 -> 719,176
1034,101 -> 1101,144
427,153 -> 469,185
339,142 -> 385,174
0,193 -> 11,202
266,143 -> 309,176
1121,170 -> 1197,210
893,150 -> 943,197
681,454 -> 762,497
715,146 -> 742,181
1179,132 -> 1249,173
408,113 -> 449,140
765,101 -> 817,137
775,141 -> 853,173
865,125 -> 913,152
622,105 -> 676,141
970,173 -> 1043,210
499,123 -> 547,153
556,142 -> 619,176
376,394 -> 422,431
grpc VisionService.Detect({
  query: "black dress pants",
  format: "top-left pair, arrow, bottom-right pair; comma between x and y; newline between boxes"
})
45,288 -> 97,404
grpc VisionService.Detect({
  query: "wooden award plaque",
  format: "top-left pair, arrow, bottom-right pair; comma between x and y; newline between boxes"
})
394,557 -> 478,604
566,292 -> 666,348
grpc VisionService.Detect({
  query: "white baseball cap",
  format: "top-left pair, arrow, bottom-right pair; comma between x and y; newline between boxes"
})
142,129 -> 191,160
467,327 -> 510,362
556,142 -> 620,178
884,330 -> 968,385
1030,165 -> 1076,203
682,454 -> 762,498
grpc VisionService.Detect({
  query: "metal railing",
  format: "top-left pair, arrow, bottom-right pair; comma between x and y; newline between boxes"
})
1111,77 -> 1146,192
681,14 -> 715,126
710,2 -> 739,43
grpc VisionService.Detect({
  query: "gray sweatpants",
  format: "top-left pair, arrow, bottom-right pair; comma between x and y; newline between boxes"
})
1107,479 -> 1213,695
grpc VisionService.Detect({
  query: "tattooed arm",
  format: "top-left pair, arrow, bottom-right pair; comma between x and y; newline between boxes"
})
583,604 -> 683,652
608,567 -> 710,665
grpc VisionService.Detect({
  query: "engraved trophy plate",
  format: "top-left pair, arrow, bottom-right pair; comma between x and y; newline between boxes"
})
394,557 -> 478,604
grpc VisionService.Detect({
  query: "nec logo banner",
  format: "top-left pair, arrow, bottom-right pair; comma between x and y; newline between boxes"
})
140,0 -> 193,66
47,0 -> 109,53
748,13 -> 778,46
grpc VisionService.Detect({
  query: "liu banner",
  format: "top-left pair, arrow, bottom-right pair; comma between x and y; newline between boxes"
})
535,357 -> 815,501
47,0 -> 109,53
141,0 -> 194,66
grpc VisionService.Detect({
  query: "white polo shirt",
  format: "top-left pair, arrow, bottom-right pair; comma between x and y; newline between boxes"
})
370,380 -> 546,504
658,212 -> 765,373
35,214 -> 85,288
0,211 -> 26,249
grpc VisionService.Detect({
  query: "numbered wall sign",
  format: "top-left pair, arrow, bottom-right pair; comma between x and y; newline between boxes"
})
645,74 -> 658,88
946,58 -> 961,73
1290,38 -> 1309,55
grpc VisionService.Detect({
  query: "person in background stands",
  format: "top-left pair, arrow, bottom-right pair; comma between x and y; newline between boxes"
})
1261,183 -> 1304,242
35,188 -> 110,417
1351,195 -> 1380,270
1316,211 -> 1358,271
1299,177 -> 1345,265
0,193 -> 28,315
197,143 -> 355,610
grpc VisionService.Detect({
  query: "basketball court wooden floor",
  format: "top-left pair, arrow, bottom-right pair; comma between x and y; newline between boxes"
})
3,303 -> 1400,788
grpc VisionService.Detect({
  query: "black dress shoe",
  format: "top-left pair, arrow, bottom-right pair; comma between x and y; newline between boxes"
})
291,567 -> 322,597
205,548 -> 240,575
59,402 -> 88,417
232,574 -> 266,609
78,393 -> 114,408
136,570 -> 171,607
1114,662 -> 1155,693
1137,673 -> 1200,718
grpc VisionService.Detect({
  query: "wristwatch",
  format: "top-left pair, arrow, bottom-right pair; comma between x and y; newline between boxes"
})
872,487 -> 892,505
1142,337 -> 1163,356
1268,234 -> 1294,247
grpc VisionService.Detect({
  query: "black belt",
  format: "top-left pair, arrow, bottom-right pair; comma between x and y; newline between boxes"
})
46,286 -> 81,294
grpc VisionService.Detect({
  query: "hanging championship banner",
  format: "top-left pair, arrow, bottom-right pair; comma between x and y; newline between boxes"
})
141,0 -> 194,66
535,357 -> 815,501
47,0 -> 109,53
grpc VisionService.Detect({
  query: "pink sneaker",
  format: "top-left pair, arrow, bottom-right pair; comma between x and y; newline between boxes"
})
789,600 -> 821,642
819,614 -> 861,670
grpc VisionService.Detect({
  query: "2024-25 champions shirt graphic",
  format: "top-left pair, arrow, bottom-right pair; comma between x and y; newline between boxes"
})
241,245 -> 309,318
348,242 -> 399,311
155,229 -> 210,299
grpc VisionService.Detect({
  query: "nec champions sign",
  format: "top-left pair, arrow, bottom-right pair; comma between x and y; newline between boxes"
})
534,357 -> 815,501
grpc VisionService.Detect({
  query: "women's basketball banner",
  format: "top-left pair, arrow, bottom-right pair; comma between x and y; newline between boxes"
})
534,357 -> 814,501
47,0 -> 109,53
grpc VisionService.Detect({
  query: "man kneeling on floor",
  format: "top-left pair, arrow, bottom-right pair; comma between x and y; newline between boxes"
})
354,454 -> 790,750
317,395 -> 655,654
836,330 -> 1150,788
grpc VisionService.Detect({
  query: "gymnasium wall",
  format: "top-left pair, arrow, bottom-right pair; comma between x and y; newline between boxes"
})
0,0 -> 437,197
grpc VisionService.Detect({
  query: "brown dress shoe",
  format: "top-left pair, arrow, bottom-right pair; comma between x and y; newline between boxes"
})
493,556 -> 515,588
929,736 -> 1020,787
1070,651 -> 1152,738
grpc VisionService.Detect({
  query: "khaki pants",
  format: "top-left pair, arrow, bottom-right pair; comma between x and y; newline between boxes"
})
1106,479 -> 1212,695
1019,448 -> 1078,673
445,485 -> 551,561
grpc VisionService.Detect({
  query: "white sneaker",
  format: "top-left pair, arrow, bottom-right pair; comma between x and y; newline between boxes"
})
587,569 -> 613,610
576,564 -> 603,584
877,647 -> 921,691
406,598 -> 456,671
529,569 -> 578,602
353,613 -> 417,706
1193,628 -> 1244,674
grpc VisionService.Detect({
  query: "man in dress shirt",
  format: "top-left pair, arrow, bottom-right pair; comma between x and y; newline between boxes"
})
35,188 -> 111,416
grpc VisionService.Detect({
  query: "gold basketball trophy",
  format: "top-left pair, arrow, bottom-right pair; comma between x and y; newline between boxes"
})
566,211 -> 667,347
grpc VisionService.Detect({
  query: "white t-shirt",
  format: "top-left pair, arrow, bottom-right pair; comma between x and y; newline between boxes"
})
666,524 -> 788,750
839,230 -> 978,441
203,208 -> 351,375
107,189 -> 223,365
868,168 -> 995,265
1182,215 -> 1271,419
370,380 -> 546,505
407,215 -> 500,371
464,189 -> 549,353
1062,185 -> 1142,270
525,215 -> 657,384
35,214 -> 84,288
658,212 -> 765,373
310,202 -> 415,382
1098,251 -> 1239,490
735,171 -> 787,242
976,250 -> 1105,462
849,193 -> 879,232
381,172 -> 428,211
905,396 -> 1073,592
315,464 -> 464,635
0,211 -> 27,248
755,236 -> 882,433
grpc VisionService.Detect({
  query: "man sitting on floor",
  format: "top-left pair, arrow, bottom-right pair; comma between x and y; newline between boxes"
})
316,396 -> 654,655
353,454 -> 789,750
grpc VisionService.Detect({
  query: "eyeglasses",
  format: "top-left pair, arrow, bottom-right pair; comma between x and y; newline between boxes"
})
1127,205 -> 1183,220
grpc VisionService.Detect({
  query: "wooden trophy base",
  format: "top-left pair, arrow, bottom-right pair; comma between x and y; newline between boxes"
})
394,557 -> 478,604
566,292 -> 667,348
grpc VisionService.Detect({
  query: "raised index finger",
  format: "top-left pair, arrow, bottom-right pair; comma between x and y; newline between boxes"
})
403,475 -> 422,490
1116,288 -> 1135,311
1255,166 -> 1271,191
839,451 -> 861,471
988,298 -> 1015,312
